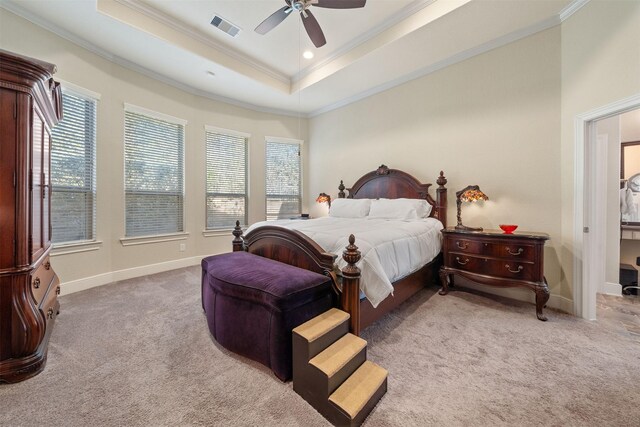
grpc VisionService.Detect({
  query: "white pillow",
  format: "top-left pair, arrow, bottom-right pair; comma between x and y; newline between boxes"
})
329,198 -> 372,218
367,198 -> 432,221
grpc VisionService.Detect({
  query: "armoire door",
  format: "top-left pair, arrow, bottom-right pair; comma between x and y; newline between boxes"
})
0,88 -> 17,270
42,124 -> 51,249
31,104 -> 45,261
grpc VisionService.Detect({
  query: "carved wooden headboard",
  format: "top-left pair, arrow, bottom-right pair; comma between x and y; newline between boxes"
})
337,165 -> 448,227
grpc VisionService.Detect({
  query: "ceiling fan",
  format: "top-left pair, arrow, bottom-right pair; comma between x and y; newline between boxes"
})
255,0 -> 367,48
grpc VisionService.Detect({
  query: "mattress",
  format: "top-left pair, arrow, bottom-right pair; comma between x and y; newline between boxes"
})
246,217 -> 443,307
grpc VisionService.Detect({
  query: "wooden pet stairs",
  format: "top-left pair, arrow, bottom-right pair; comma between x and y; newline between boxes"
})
292,308 -> 388,426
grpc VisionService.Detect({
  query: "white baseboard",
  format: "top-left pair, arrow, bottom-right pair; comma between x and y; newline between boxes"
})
599,282 -> 622,297
547,294 -> 574,315
59,255 -> 206,296
455,280 -> 574,314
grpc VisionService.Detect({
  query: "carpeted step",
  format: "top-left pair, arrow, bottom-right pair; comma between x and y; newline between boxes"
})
293,308 -> 350,359
328,361 -> 388,426
309,333 -> 367,395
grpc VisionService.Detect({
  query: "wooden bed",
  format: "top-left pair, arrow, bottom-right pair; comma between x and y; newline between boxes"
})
232,165 -> 448,335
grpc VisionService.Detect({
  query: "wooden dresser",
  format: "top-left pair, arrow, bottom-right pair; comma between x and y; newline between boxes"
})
439,227 -> 550,321
0,49 -> 63,383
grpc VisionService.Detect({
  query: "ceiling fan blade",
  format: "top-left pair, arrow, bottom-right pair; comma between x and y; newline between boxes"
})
255,6 -> 291,35
312,0 -> 366,9
302,9 -> 326,47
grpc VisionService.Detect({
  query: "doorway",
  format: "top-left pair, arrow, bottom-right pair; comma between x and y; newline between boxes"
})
574,93 -> 640,321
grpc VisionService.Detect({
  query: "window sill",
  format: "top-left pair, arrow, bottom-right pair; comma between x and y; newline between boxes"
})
202,227 -> 246,238
51,240 -> 103,256
120,232 -> 189,246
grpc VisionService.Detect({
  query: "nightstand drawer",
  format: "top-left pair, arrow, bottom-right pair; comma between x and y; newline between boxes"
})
495,243 -> 536,262
445,253 -> 484,273
446,253 -> 538,282
483,259 -> 537,282
446,237 -> 485,255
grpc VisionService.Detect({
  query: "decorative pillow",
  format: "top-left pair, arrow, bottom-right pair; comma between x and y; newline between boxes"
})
367,198 -> 432,221
329,198 -> 372,218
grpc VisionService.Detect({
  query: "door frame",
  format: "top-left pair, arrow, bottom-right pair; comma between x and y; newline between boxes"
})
573,93 -> 640,320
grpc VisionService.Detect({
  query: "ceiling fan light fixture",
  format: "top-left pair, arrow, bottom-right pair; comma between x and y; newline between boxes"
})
255,0 -> 366,48
303,50 -> 314,59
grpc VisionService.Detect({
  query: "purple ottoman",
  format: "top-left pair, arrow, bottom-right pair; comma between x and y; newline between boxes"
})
201,251 -> 335,381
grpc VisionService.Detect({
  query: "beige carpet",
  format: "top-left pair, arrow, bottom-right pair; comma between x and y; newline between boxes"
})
1,266 -> 639,426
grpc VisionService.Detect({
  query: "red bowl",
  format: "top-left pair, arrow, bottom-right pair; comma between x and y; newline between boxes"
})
499,224 -> 518,234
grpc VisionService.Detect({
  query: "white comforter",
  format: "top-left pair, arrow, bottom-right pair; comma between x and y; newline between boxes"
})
246,217 -> 443,307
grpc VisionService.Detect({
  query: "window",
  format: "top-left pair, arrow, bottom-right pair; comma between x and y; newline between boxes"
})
205,127 -> 249,229
50,89 -> 97,244
124,105 -> 185,237
265,138 -> 302,220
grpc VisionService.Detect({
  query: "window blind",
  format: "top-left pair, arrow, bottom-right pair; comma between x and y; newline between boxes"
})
265,140 -> 301,220
50,90 -> 97,244
124,110 -> 184,237
206,129 -> 248,229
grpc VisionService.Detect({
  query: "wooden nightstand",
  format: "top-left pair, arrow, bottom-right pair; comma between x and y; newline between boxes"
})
439,227 -> 551,321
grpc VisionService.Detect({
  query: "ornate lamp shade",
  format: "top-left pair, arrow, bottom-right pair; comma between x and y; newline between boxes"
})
316,192 -> 331,207
455,185 -> 488,231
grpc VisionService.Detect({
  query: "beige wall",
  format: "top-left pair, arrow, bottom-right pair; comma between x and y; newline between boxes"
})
309,28 -> 564,307
559,0 -> 640,305
0,10 -> 309,288
620,109 -> 640,268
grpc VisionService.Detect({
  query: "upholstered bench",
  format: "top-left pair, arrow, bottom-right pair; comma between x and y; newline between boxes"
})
201,251 -> 335,381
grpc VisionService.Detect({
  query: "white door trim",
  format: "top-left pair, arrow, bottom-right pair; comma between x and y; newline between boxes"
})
573,93 -> 640,320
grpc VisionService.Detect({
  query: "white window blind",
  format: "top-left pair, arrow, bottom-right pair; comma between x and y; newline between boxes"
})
266,139 -> 301,220
206,129 -> 248,229
124,109 -> 185,237
50,90 -> 97,244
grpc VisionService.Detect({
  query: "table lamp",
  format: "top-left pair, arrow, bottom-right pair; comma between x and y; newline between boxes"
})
455,185 -> 488,231
316,192 -> 331,207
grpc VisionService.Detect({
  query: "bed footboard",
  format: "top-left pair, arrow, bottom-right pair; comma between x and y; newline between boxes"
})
232,222 -> 362,334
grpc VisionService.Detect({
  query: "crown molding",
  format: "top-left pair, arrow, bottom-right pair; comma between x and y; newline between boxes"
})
115,0 -> 289,85
559,0 -> 591,22
308,13 -> 562,117
293,0 -> 437,83
0,1 -> 304,118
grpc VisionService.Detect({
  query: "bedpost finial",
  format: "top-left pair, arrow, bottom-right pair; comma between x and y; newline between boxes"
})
437,171 -> 447,188
376,164 -> 390,175
342,235 -> 361,276
338,180 -> 346,198
232,220 -> 244,251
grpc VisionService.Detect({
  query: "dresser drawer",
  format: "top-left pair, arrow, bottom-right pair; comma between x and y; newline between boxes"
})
445,237 -> 485,255
494,243 -> 536,262
40,276 -> 60,328
483,258 -> 538,282
445,253 -> 484,273
30,256 -> 54,306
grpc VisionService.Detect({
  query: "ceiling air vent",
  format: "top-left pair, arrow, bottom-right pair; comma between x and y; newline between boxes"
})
210,15 -> 241,38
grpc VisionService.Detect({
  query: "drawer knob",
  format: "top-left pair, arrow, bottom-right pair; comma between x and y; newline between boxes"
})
505,264 -> 523,274
506,247 -> 523,256
56,286 -> 61,295
46,308 -> 54,319
44,261 -> 51,270
456,241 -> 468,250
33,277 -> 41,289
456,257 -> 469,265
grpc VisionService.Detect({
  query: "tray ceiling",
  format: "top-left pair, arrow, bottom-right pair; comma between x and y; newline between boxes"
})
0,0 -> 579,116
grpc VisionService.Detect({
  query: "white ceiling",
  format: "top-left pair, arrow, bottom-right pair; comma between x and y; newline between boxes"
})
0,0 -> 579,116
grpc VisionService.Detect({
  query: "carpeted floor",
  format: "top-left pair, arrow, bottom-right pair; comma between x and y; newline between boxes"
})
1,266 -> 639,426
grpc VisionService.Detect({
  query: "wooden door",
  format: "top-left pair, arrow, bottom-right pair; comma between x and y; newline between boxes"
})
31,105 -> 44,261
42,125 -> 51,249
0,89 -> 17,270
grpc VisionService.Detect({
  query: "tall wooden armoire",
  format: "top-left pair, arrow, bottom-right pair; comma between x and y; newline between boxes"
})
0,49 -> 63,383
